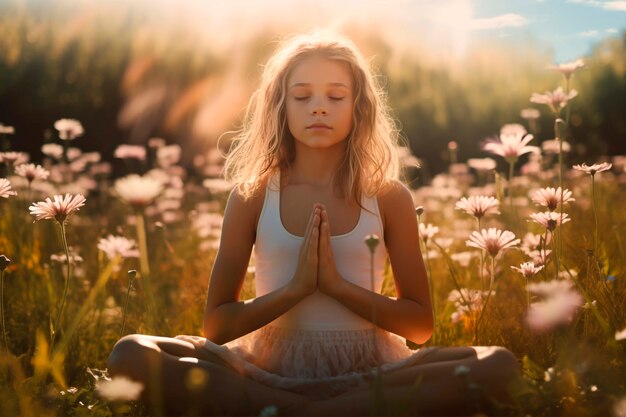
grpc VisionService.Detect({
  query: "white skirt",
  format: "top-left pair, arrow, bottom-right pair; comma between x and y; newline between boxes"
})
176,325 -> 436,399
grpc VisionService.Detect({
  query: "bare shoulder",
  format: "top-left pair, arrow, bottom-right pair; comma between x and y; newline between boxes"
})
376,179 -> 415,217
224,177 -> 269,232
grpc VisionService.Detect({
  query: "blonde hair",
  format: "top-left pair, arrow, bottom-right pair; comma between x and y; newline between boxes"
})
223,29 -> 401,202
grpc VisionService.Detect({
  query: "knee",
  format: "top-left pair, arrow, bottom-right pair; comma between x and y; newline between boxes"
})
489,347 -> 519,376
107,334 -> 154,378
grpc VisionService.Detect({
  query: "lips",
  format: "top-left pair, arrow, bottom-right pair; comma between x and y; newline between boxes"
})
306,123 -> 332,129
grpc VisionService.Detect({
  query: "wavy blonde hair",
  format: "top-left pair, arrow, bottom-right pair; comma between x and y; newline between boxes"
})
224,30 -> 400,202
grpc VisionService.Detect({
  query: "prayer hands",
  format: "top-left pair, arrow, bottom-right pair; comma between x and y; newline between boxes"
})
317,207 -> 344,297
289,204 -> 321,298
289,204 -> 345,300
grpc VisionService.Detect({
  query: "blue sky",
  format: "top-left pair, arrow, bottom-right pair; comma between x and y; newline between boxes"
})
471,0 -> 625,61
148,0 -> 626,63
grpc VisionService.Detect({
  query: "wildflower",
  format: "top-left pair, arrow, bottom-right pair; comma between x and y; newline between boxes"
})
530,87 -> 578,114
529,211 -> 571,231
148,137 -> 166,148
528,279 -> 574,297
455,196 -> 500,219
527,281 -> 582,332
530,187 -> 574,211
482,128 -> 539,164
97,235 -> 140,261
96,376 -> 144,401
528,248 -> 552,266
451,251 -> 473,267
114,145 -> 146,161
202,178 -> 233,194
15,163 -> 50,184
521,232 -> 550,253
41,143 -> 64,159
114,174 -> 163,208
448,288 -> 489,323
500,123 -> 528,137
157,144 -> 182,168
520,108 -> 540,120
54,119 -> 84,141
50,250 -> 83,265
0,151 -> 29,166
511,262 -> 544,278
547,59 -> 585,80
572,162 -> 612,176
0,179 -> 17,198
466,228 -> 520,258
616,328 -> 626,341
419,223 -> 439,244
0,124 -> 15,134
467,158 -> 497,172
542,139 -> 570,155
29,194 -> 86,223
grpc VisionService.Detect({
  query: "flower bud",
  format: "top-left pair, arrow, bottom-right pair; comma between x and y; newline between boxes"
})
364,234 -> 380,254
0,255 -> 10,272
415,206 -> 424,216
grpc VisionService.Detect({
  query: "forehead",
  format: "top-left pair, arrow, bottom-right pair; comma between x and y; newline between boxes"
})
287,55 -> 353,88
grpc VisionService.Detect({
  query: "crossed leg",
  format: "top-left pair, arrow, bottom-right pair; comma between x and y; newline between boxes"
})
106,334 -> 311,416
299,346 -> 520,416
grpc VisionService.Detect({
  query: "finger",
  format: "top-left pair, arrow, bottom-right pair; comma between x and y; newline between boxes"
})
304,206 -> 321,256
319,208 -> 329,254
302,204 -> 319,244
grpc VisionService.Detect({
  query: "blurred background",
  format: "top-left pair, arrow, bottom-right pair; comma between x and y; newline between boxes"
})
1,0 -> 625,179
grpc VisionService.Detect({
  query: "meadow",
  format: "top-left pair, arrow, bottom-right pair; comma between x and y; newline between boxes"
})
0,64 -> 625,417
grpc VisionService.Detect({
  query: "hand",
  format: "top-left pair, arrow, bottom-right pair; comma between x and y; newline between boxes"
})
288,204 -> 321,299
317,207 -> 345,297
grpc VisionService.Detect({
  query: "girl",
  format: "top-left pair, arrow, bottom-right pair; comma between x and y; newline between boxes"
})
107,30 -> 519,416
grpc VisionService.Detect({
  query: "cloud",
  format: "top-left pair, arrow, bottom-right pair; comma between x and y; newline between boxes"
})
469,13 -> 528,31
606,28 -> 619,33
604,1 -> 626,10
579,30 -> 600,37
567,0 -> 626,9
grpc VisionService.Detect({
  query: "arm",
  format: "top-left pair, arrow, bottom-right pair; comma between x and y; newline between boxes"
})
318,181 -> 433,344
203,188 -> 321,345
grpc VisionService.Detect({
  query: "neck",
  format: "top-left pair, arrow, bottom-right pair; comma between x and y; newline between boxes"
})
288,142 -> 347,187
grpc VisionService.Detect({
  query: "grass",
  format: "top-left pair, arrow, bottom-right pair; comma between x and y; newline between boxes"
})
0,149 -> 624,416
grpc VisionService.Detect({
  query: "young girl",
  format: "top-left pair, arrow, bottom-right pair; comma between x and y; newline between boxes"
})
107,30 -> 519,416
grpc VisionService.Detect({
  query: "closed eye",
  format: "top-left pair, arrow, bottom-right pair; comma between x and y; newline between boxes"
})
329,97 -> 345,101
294,96 -> 310,101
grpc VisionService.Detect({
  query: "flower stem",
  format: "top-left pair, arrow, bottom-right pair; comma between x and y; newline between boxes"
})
1,269 -> 8,352
135,211 -> 156,331
477,218 -> 485,292
508,161 -> 514,212
50,222 -> 71,352
475,256 -> 495,344
135,212 -> 150,277
551,231 -> 559,280
52,257 -> 118,359
591,174 -> 598,256
120,270 -> 136,339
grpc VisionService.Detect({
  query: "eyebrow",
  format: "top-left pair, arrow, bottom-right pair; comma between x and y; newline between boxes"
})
289,82 -> 350,89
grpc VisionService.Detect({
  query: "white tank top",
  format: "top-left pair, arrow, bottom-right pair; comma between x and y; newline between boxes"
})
254,173 -> 387,331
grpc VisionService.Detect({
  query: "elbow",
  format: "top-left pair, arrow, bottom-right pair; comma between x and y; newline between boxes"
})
203,313 -> 228,345
407,306 -> 434,345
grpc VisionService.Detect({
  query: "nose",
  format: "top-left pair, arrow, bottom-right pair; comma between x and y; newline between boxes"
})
311,105 -> 327,116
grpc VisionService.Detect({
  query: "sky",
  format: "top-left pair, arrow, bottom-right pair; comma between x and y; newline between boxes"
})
158,0 -> 626,63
